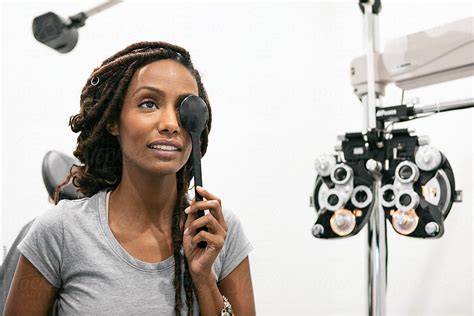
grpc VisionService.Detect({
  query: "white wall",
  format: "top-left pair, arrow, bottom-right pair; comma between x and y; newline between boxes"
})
1,1 -> 473,315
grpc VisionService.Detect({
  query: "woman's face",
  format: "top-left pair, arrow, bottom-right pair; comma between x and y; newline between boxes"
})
109,59 -> 198,176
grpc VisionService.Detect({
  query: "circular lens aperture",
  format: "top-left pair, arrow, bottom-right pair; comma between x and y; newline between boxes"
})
392,209 -> 419,235
330,209 -> 356,236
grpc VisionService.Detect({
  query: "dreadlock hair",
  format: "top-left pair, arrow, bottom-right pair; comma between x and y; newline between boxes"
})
54,41 -> 212,316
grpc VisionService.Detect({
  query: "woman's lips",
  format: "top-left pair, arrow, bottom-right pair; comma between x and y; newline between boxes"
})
147,140 -> 183,160
148,146 -> 181,160
148,139 -> 183,151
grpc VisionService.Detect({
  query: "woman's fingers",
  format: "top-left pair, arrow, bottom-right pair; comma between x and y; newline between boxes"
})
183,187 -> 228,252
184,213 -> 226,237
186,200 -> 223,222
185,187 -> 226,228
189,230 -> 225,250
185,200 -> 219,214
196,186 -> 221,204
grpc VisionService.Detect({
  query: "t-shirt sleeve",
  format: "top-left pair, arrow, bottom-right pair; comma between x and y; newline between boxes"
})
17,203 -> 64,288
217,209 -> 253,282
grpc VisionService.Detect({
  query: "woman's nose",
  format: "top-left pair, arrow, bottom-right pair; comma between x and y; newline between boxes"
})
158,106 -> 180,135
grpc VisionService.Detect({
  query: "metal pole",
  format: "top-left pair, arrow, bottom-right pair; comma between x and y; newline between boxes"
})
413,98 -> 474,115
365,153 -> 387,316
363,5 -> 378,129
83,0 -> 123,19
361,1 -> 387,315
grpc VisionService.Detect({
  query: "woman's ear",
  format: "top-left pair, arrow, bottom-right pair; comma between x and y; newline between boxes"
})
106,122 -> 119,136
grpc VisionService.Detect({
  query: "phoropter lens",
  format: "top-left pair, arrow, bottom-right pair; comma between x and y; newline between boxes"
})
392,209 -> 419,235
328,194 -> 339,206
351,185 -> 373,209
383,189 -> 395,202
330,209 -> 356,236
399,165 -> 413,180
355,190 -> 367,203
399,193 -> 412,207
395,161 -> 419,183
334,167 -> 347,182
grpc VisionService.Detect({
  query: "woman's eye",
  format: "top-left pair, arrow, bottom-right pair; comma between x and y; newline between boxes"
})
139,100 -> 159,109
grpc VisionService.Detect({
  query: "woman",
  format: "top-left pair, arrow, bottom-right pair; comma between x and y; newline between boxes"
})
4,42 -> 255,315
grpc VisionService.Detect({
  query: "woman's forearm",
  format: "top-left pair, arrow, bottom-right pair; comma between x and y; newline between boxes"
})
194,274 -> 226,316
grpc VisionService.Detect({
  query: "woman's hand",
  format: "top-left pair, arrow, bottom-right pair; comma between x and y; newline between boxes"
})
183,186 -> 227,284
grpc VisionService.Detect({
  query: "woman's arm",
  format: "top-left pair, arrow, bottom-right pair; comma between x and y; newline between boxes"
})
218,256 -> 255,316
4,255 -> 58,315
193,256 -> 255,316
183,186 -> 255,315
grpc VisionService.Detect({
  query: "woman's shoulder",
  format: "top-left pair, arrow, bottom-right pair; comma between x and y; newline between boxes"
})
15,192 -> 103,290
221,208 -> 249,234
214,207 -> 253,282
221,207 -> 249,234
34,190 -> 104,227
221,207 -> 239,225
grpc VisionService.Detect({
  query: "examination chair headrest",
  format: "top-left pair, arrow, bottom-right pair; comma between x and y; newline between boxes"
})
42,150 -> 84,201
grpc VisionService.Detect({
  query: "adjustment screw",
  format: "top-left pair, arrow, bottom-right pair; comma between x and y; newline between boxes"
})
418,136 -> 430,146
312,224 -> 324,237
425,222 -> 440,236
366,159 -> 382,172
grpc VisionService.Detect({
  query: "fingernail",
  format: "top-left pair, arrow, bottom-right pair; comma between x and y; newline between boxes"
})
184,228 -> 189,235
184,206 -> 190,214
197,186 -> 203,191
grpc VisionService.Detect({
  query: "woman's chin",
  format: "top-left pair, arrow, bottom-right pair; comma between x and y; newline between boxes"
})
146,162 -> 186,176
122,155 -> 187,177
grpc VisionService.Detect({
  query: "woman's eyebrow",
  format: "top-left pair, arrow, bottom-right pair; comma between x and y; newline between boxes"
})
132,86 -> 164,97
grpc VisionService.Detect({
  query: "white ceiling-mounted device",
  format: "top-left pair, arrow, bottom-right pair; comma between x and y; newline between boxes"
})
351,16 -> 474,96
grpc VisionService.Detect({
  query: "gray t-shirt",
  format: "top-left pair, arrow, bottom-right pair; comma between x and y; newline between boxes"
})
17,189 -> 253,315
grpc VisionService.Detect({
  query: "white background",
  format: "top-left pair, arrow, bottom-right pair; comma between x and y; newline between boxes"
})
1,1 -> 473,315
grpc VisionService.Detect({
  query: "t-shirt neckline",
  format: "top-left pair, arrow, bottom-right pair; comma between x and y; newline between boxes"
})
98,189 -> 175,272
